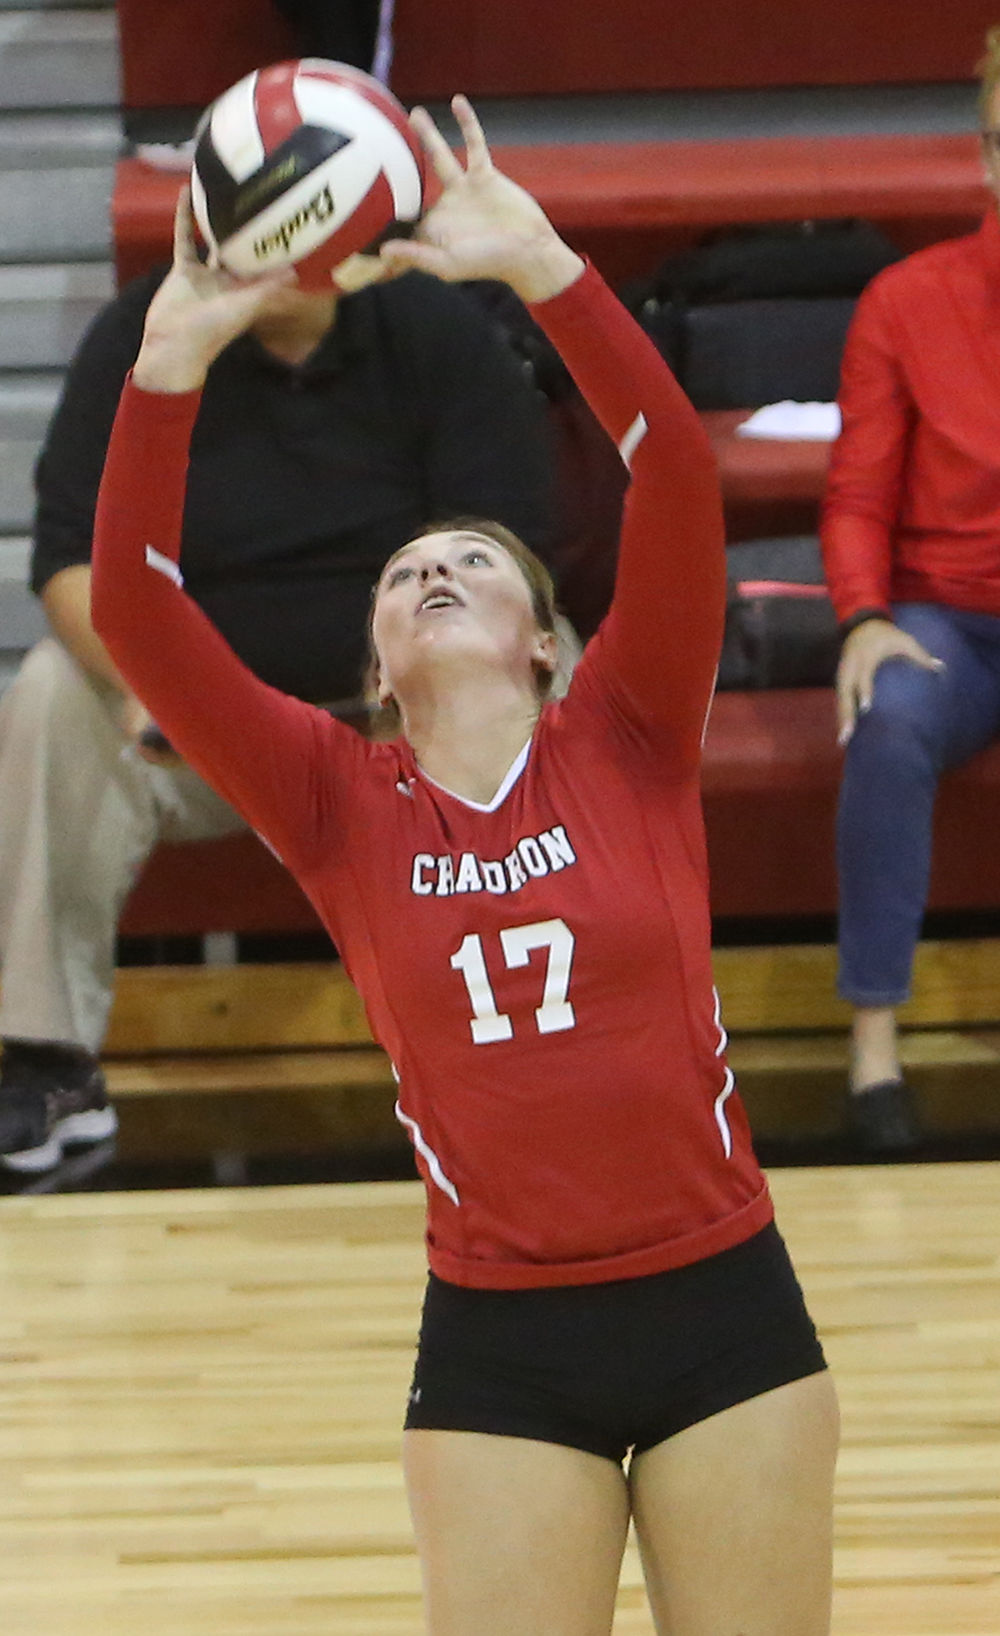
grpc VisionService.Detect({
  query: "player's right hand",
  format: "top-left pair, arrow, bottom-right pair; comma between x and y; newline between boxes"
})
133,188 -> 295,394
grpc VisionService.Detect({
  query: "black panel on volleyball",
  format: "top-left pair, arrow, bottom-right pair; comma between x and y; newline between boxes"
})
194,124 -> 353,243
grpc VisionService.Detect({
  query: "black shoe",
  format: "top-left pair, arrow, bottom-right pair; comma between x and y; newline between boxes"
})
0,1042 -> 117,1173
846,1078 -> 921,1156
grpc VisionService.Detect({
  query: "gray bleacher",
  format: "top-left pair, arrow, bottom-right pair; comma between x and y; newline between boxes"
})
0,0 -> 120,690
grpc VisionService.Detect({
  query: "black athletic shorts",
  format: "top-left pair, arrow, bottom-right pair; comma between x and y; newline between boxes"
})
405,1222 -> 827,1464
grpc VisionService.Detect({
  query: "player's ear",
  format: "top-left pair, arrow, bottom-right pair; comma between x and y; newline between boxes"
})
532,628 -> 558,677
375,662 -> 395,710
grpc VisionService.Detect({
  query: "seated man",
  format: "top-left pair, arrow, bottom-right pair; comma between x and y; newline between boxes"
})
822,28 -> 1000,1154
0,259 -> 555,1172
270,0 -> 387,74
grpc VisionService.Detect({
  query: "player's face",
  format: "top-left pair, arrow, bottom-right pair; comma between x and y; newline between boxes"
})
371,529 -> 556,705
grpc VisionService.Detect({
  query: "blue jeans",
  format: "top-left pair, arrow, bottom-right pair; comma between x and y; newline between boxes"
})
838,602 -> 1000,1005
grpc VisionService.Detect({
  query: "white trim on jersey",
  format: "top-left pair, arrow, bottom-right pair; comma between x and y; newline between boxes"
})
700,666 -> 719,747
419,738 -> 531,813
711,985 -> 734,1158
394,1100 -> 460,1205
714,1068 -> 735,1160
145,545 -> 184,587
618,411 -> 648,470
712,984 -> 728,1057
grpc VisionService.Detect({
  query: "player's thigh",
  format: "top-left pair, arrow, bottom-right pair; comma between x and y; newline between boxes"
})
628,1369 -> 839,1636
404,1428 -> 629,1636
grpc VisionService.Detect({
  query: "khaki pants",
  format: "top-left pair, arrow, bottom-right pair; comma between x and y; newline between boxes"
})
0,639 -> 244,1053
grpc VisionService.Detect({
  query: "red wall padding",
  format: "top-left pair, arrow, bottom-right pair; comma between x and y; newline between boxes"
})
389,0 -> 997,99
118,0 -> 996,108
117,0 -> 295,108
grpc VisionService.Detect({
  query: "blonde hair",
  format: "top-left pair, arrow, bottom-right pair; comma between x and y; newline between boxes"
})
364,519 -> 559,735
977,25 -> 1000,125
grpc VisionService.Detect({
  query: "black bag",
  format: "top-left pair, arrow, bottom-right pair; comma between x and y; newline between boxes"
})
628,218 -> 901,309
628,219 -> 900,407
718,535 -> 839,690
674,296 -> 857,409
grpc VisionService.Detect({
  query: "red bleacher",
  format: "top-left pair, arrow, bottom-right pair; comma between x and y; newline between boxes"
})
113,134 -> 986,291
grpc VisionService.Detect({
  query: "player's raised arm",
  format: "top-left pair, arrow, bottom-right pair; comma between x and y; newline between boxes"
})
382,98 -> 725,767
91,195 -> 346,874
530,273 -> 725,763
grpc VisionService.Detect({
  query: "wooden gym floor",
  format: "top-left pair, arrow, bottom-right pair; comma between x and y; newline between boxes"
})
1,1162 -> 998,1635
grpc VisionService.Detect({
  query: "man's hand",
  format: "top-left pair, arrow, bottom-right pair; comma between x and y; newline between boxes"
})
836,617 -> 944,746
116,693 -> 180,766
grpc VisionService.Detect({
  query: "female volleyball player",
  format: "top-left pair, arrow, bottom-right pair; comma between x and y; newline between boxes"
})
92,96 -> 839,1636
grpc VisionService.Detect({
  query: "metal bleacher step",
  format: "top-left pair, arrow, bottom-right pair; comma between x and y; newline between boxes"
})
0,262 -> 113,366
0,110 -> 121,263
0,9 -> 119,110
0,6 -> 123,694
0,534 -> 45,693
0,371 -> 63,533
423,82 -> 980,148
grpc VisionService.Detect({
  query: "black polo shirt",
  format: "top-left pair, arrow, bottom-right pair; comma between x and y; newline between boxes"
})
34,268 -> 553,703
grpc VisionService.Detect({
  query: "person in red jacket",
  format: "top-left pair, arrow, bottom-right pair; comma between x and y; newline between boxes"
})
823,29 -> 1000,1155
92,98 -> 838,1636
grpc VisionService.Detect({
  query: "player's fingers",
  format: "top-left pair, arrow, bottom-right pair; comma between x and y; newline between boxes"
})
451,94 -> 492,172
409,105 -> 464,185
379,238 -> 457,280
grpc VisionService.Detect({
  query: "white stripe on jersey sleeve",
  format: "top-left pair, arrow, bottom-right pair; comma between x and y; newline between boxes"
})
145,544 -> 184,587
618,411 -> 648,469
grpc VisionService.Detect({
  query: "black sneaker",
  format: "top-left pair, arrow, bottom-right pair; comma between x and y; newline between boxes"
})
846,1078 -> 921,1156
0,1043 -> 117,1173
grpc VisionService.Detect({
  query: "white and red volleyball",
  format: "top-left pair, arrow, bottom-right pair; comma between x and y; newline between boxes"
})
190,59 -> 425,289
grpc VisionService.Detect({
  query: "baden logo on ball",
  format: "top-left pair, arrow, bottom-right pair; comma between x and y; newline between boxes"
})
191,59 -> 426,291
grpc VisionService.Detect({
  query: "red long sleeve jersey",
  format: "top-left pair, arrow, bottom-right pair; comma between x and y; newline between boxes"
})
93,263 -> 772,1289
823,210 -> 1000,624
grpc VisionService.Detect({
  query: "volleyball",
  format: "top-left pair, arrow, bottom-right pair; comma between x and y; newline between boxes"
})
190,59 -> 425,290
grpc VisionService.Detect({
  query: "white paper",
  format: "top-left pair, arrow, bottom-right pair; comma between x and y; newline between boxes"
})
734,401 -> 842,441
135,141 -> 196,172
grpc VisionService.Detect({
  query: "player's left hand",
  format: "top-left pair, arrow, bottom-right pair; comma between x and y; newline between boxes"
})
379,96 -> 583,303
